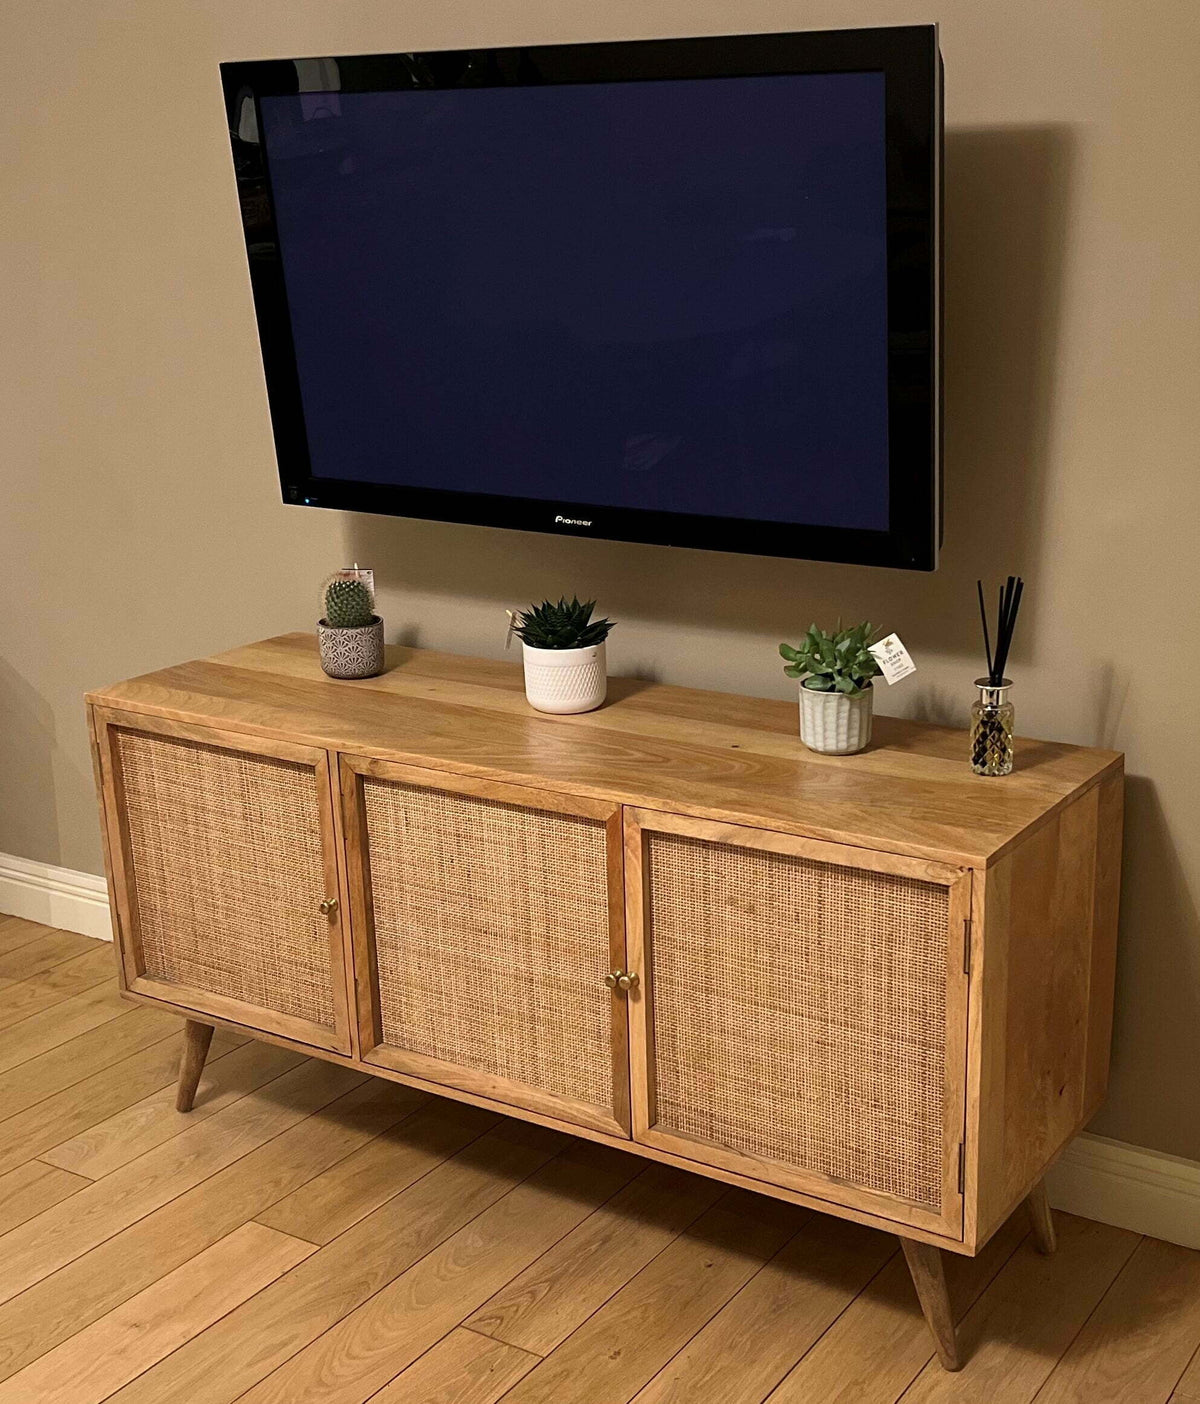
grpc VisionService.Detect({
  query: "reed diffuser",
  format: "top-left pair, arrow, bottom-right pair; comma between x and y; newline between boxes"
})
972,576 -> 1024,776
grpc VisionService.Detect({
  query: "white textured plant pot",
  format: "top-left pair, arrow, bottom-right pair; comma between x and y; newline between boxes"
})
798,682 -> 873,755
522,641 -> 607,714
317,617 -> 384,679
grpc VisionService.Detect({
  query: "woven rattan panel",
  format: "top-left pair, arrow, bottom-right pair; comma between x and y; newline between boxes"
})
116,728 -> 336,1029
647,832 -> 949,1207
363,779 -> 613,1111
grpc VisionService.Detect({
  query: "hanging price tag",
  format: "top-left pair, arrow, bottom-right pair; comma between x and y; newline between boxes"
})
868,633 -> 916,685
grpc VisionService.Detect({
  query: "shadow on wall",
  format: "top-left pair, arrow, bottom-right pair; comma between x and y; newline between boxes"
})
1090,776 -> 1200,1159
346,123 -> 1076,673
0,660 -> 61,865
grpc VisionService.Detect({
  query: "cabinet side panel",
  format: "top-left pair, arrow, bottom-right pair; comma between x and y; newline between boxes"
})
973,785 -> 1100,1243
1083,769 -> 1123,1116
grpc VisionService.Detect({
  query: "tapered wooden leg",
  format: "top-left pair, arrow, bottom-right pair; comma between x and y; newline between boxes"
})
1025,1178 -> 1057,1254
176,1019 -> 215,1112
901,1237 -> 961,1371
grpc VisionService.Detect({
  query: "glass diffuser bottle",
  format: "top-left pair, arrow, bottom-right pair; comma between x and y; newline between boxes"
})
971,677 -> 1014,776
973,575 -> 1025,778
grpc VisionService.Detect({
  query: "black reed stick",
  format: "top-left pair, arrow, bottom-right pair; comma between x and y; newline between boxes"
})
976,580 -> 993,682
978,575 -> 1024,685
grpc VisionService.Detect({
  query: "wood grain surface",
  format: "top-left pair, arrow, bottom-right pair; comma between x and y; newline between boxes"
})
87,633 -> 1121,867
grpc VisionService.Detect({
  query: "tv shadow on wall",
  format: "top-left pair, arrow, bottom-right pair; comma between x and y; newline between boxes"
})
349,123 -> 1076,668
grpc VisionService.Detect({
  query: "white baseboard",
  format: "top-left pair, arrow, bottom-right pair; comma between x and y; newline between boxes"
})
0,852 -> 112,941
1046,1133 -> 1200,1250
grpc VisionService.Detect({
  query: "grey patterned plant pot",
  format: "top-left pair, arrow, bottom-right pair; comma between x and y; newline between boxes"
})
317,617 -> 384,679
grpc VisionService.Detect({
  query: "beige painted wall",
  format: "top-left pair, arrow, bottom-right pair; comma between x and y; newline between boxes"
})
2,0 -> 1197,1159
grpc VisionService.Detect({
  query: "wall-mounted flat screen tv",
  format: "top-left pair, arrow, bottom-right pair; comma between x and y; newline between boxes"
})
222,25 -> 941,569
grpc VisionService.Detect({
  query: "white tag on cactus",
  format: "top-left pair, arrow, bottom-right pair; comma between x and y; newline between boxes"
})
868,633 -> 916,685
341,566 -> 374,605
504,610 -> 518,650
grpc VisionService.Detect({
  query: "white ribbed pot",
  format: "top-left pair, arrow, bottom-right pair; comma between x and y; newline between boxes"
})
522,641 -> 607,715
798,681 -> 873,755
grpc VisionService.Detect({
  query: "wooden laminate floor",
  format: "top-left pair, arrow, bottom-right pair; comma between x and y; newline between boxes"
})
1,919 -> 1198,1404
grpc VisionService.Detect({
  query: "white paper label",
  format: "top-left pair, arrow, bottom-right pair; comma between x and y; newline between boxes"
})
868,633 -> 916,685
504,610 -> 519,650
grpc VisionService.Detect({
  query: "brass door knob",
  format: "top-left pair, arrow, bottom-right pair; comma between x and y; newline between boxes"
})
319,897 -> 338,917
604,969 -> 639,993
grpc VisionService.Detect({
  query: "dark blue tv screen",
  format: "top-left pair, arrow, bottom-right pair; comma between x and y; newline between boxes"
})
225,29 -> 940,566
261,72 -> 888,529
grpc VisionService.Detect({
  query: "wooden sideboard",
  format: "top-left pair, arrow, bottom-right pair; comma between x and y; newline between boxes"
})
87,633 -> 1123,1370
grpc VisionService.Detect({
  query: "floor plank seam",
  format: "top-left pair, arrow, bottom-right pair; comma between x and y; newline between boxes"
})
254,1099 -> 505,1254
0,1076 -> 437,1384
78,1226 -> 323,1404
488,1170 -> 738,1365
0,1001 -> 130,1067
458,1323 -> 543,1358
36,1037 -> 257,1177
0,1062 -> 374,1328
887,1231 -> 1035,1404
1025,1230 -> 1146,1403
0,957 -> 127,1034
247,1089 -> 471,1245
144,1121 -> 577,1402
0,944 -> 104,984
243,1132 -> 579,1395
33,1156 -> 97,1183
248,1219 -> 324,1248
760,1243 -> 905,1403
1172,1340 -> 1200,1401
628,1214 -> 824,1404
0,1027 -> 185,1130
458,1158 -> 683,1355
0,923 -> 66,957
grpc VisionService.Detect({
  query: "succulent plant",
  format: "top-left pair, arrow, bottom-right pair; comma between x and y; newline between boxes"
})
323,577 -> 376,629
514,597 -> 615,650
779,621 -> 881,695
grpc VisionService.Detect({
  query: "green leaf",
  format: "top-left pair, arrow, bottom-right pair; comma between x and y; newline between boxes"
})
784,620 -> 883,694
514,596 -> 615,649
783,664 -> 803,678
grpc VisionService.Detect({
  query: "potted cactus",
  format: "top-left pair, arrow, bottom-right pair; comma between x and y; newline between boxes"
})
318,573 -> 384,679
779,622 -> 881,755
512,597 -> 615,714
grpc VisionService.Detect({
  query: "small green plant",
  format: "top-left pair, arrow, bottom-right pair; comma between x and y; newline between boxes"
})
514,597 -> 615,650
323,577 -> 375,629
779,622 -> 880,695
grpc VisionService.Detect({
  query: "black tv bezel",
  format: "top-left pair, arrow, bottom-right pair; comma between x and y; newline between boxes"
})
221,25 -> 941,570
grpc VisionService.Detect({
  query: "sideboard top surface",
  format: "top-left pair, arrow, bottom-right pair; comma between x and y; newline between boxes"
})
87,633 -> 1121,867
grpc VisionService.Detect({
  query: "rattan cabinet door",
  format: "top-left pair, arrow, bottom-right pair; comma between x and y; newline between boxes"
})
341,758 -> 629,1137
93,708 -> 352,1053
626,809 -> 971,1239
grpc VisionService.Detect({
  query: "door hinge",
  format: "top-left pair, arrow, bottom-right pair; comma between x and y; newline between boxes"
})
957,1141 -> 966,1194
962,917 -> 972,975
